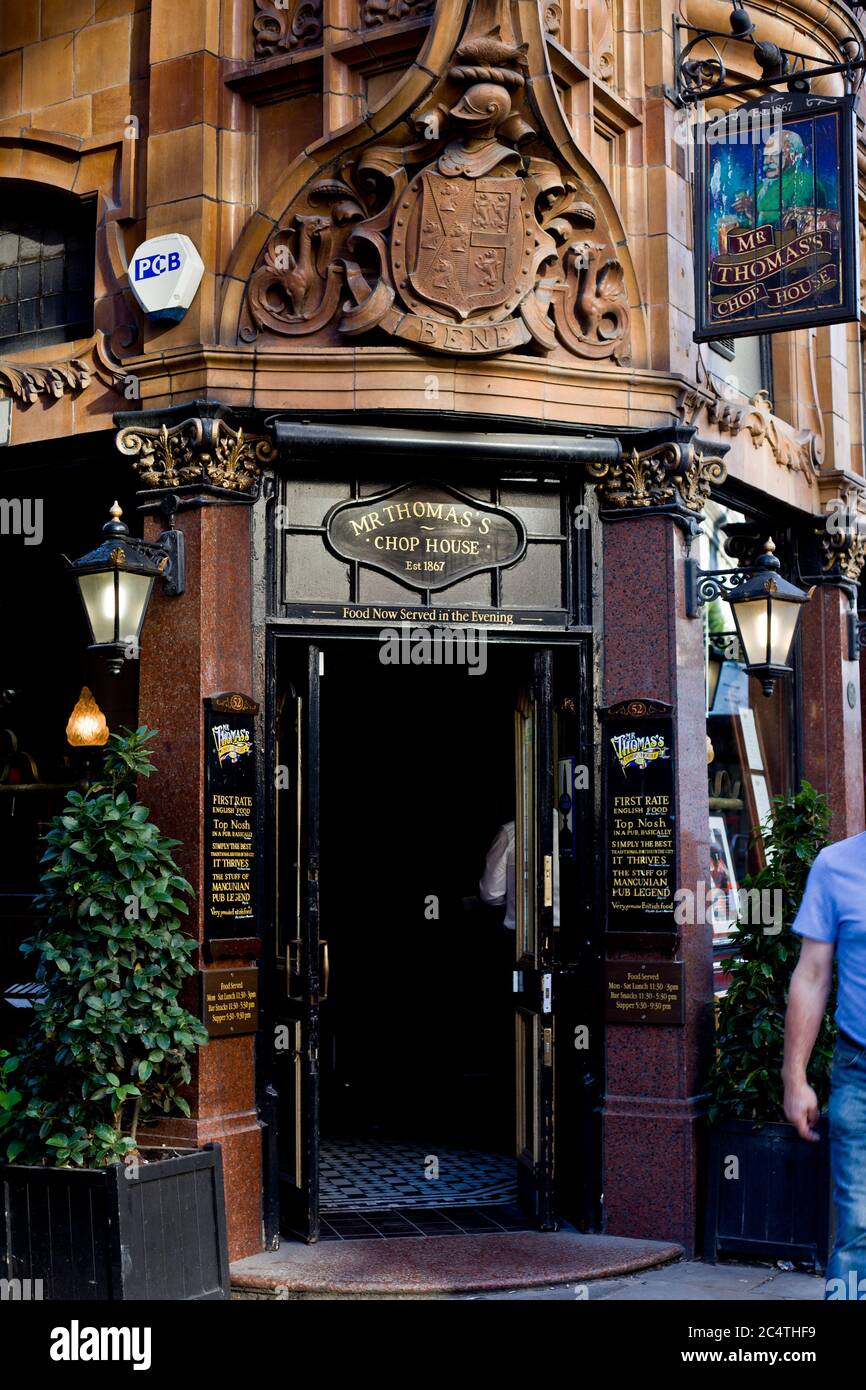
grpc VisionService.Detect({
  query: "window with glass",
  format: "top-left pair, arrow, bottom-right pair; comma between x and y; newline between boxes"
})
706,334 -> 772,403
0,186 -> 96,353
273,472 -> 587,625
701,500 -> 798,988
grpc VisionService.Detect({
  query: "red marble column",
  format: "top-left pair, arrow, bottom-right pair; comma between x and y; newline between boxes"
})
136,498 -> 262,1261
801,585 -> 864,842
601,514 -> 714,1254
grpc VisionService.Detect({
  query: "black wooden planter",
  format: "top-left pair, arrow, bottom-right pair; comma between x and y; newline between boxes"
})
703,1118 -> 832,1269
0,1142 -> 230,1300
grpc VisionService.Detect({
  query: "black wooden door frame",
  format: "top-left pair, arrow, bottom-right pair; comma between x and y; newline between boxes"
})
259,626 -> 604,1246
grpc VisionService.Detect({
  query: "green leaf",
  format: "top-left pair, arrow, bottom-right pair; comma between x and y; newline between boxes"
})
9,727 -> 208,1167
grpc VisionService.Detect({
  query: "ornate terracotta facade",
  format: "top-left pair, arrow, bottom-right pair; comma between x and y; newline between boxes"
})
2,0 -> 865,1265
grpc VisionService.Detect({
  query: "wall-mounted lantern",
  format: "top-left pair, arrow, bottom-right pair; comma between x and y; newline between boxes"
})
686,539 -> 812,697
67,500 -> 184,674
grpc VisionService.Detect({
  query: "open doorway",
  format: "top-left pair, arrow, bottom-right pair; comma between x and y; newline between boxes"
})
316,641 -> 529,1227
272,635 -> 571,1241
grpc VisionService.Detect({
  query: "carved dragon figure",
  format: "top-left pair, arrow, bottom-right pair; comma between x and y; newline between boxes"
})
573,243 -> 629,345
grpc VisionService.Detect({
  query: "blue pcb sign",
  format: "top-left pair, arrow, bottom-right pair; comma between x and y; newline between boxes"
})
128,233 -> 204,322
136,248 -> 182,279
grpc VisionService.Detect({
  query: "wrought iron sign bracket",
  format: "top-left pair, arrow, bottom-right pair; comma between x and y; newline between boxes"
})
675,2 -> 866,104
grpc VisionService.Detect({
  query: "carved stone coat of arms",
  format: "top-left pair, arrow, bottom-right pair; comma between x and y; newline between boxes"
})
240,1 -> 633,362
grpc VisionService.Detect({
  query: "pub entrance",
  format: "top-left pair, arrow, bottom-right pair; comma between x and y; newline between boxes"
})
269,632 -> 594,1243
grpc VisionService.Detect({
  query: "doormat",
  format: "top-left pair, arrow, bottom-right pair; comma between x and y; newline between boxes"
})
320,1139 -> 516,1212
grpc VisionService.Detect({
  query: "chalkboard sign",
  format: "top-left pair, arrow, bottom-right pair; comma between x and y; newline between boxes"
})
204,692 -> 259,945
602,699 -> 677,942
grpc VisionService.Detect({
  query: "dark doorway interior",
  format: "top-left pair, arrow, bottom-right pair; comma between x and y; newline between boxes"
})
315,640 -> 531,1214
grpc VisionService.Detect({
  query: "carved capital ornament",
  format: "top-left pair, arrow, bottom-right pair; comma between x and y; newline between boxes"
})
116,416 -> 277,496
585,440 -> 727,514
818,488 -> 866,584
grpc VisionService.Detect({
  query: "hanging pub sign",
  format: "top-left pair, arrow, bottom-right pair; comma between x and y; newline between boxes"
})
693,90 -> 859,342
601,699 -> 677,944
203,692 -> 259,951
324,481 -> 526,592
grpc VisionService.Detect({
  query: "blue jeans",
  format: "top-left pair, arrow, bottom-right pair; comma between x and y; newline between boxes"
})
826,1035 -> 866,1299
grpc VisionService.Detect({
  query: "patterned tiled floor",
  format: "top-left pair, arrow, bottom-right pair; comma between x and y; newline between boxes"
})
320,1138 -> 517,1213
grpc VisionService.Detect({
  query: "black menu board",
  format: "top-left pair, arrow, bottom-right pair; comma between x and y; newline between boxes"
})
203,692 -> 259,946
602,699 -> 677,941
605,960 -> 684,1025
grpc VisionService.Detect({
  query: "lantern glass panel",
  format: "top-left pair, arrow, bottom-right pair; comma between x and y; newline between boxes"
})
77,571 -> 118,644
732,594 -> 801,671
78,569 -> 155,646
117,571 -> 155,645
766,599 -> 802,669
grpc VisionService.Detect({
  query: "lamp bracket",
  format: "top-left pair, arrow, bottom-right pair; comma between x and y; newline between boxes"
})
135,530 -> 186,598
685,559 -> 752,618
847,603 -> 866,660
675,3 -> 866,104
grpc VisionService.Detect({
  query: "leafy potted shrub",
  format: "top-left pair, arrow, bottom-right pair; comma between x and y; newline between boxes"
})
0,728 -> 229,1300
703,780 -> 834,1267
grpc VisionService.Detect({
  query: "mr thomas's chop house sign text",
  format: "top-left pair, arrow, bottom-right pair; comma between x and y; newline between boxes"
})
325,482 -> 526,591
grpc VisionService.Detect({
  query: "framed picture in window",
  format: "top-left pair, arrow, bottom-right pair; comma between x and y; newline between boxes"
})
734,706 -> 773,867
708,815 -> 739,936
751,773 -> 773,839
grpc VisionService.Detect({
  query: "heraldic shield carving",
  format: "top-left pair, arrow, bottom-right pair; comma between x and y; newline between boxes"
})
241,0 -> 633,361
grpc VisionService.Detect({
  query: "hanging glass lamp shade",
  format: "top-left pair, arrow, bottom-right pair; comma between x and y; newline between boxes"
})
68,502 -> 164,674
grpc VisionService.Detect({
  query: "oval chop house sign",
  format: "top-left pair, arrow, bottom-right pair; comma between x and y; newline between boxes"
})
324,482 -> 527,591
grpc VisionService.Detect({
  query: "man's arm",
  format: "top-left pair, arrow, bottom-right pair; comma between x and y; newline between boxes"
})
783,938 -> 834,1142
479,827 -> 508,907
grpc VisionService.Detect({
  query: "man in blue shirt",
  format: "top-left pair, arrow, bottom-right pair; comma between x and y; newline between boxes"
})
784,832 -> 866,1299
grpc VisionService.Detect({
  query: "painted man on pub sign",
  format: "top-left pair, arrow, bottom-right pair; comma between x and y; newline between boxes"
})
694,94 -> 857,341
